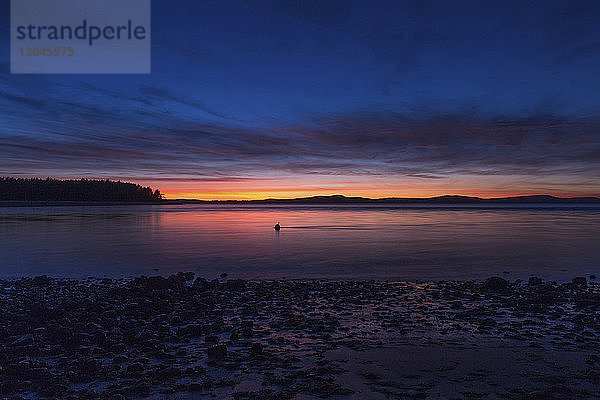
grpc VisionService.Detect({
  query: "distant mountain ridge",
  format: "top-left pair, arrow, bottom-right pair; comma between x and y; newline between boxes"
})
1,176 -> 597,204
175,194 -> 600,204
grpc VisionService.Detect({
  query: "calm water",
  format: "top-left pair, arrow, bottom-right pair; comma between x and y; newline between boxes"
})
0,204 -> 599,281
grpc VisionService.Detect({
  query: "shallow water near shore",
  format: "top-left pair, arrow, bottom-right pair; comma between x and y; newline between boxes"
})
0,203 -> 599,280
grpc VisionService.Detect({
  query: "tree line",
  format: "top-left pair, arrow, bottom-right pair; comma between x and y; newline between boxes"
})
0,177 -> 163,202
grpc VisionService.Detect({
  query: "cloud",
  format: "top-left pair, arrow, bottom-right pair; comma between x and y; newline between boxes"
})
0,72 -> 598,188
2,88 -> 599,188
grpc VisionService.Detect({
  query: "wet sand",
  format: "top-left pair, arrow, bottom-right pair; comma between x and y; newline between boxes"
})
1,274 -> 599,399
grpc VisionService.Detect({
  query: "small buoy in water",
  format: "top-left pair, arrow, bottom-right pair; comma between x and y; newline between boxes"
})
274,222 -> 281,231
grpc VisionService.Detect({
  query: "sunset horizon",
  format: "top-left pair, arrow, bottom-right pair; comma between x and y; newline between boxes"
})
7,175 -> 600,201
2,1 -> 599,201
2,1 -> 600,399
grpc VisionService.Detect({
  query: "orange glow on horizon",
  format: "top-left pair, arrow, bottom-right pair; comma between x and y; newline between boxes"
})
158,187 -> 599,201
121,175 -> 600,201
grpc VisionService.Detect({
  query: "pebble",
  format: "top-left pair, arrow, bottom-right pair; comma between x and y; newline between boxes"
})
207,343 -> 227,360
0,274 -> 598,399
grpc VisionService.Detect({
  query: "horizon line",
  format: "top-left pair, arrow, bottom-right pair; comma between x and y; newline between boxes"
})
166,193 -> 600,202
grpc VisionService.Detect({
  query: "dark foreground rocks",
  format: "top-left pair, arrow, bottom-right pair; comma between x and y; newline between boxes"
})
1,273 -> 600,399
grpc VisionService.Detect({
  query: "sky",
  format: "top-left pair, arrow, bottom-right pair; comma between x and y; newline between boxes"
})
1,0 -> 600,199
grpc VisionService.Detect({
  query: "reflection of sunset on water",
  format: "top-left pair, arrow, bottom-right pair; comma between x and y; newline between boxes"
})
1,205 -> 598,281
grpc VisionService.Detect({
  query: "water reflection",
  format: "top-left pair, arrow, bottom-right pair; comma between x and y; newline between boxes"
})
0,204 -> 598,280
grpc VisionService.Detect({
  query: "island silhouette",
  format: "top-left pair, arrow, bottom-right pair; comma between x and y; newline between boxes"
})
0,177 -> 162,202
1,177 -> 598,204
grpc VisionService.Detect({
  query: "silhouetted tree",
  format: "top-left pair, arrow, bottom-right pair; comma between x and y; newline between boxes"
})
0,177 -> 163,202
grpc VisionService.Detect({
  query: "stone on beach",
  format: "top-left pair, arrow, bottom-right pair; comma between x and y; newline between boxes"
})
528,276 -> 543,285
483,276 -> 509,292
250,342 -> 264,355
572,276 -> 587,287
0,274 -> 599,399
207,343 -> 227,360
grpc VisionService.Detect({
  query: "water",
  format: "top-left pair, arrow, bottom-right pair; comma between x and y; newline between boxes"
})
0,204 -> 599,281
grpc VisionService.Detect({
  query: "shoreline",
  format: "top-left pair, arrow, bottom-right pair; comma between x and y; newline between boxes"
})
1,274 -> 599,399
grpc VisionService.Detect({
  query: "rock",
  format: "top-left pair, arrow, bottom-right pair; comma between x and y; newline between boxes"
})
134,328 -> 156,343
525,384 -> 575,399
29,367 -> 49,379
6,273 -> 600,399
146,276 -> 170,290
158,366 -> 181,378
80,358 -> 102,375
30,303 -> 55,321
11,334 -> 34,346
241,320 -> 253,337
127,362 -> 145,374
572,277 -> 587,287
92,331 -> 108,347
528,276 -> 543,285
188,324 -> 203,337
155,349 -> 175,360
39,383 -> 67,397
205,322 -> 223,335
192,278 -> 208,289
133,381 -> 151,396
250,342 -> 263,355
483,277 -> 509,292
450,300 -> 464,309
180,272 -> 195,281
480,318 -> 497,327
225,279 -> 246,290
241,320 -> 254,329
5,360 -> 31,377
586,369 -> 600,384
525,389 -> 558,400
168,273 -> 187,290
113,355 -> 128,364
135,357 -> 150,364
177,323 -> 202,338
31,275 -> 52,286
49,325 -> 79,347
205,335 -> 219,344
207,344 -> 227,360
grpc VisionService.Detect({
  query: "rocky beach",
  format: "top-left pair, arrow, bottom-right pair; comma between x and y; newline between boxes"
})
1,273 -> 600,399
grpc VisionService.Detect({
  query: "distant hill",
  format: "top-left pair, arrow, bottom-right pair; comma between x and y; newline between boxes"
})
173,194 -> 600,204
256,194 -> 600,204
2,177 -> 597,204
0,177 -> 162,202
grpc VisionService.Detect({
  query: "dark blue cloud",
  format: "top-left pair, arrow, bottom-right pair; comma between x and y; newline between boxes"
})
0,0 -> 599,194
